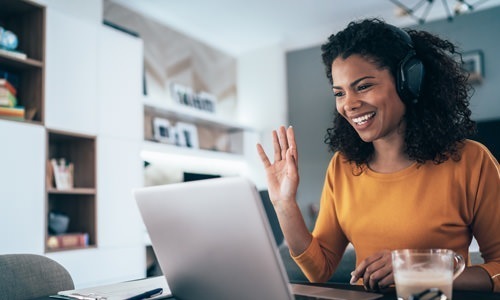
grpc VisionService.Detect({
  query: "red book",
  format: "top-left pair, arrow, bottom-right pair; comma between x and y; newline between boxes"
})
47,233 -> 89,250
0,78 -> 17,95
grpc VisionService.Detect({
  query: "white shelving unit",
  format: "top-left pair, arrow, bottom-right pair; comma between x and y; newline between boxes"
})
141,96 -> 259,185
143,94 -> 255,160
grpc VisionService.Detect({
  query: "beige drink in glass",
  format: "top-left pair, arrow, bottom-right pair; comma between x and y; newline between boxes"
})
392,249 -> 465,300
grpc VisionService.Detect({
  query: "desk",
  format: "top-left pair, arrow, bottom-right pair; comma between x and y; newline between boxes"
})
32,281 -> 499,300
294,282 -> 500,300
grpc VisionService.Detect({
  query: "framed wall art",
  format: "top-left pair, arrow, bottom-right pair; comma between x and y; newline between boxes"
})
461,50 -> 484,84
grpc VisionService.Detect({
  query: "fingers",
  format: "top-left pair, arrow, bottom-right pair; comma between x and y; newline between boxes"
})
364,257 -> 393,290
272,130 -> 281,162
278,126 -> 289,160
351,250 -> 394,291
256,143 -> 271,167
286,126 -> 298,163
258,125 -> 296,167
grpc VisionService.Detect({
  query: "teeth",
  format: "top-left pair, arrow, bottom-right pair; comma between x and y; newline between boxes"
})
352,112 -> 375,125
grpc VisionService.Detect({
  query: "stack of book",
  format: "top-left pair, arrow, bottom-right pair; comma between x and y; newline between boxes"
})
47,233 -> 89,250
0,72 -> 24,121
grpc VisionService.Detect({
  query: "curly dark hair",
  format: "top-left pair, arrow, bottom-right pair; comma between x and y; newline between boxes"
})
321,18 -> 476,167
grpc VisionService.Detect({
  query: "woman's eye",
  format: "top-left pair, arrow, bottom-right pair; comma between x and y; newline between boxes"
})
357,84 -> 372,91
333,90 -> 344,97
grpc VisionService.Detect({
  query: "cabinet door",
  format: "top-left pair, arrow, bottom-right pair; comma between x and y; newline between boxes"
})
97,136 -> 144,248
45,8 -> 98,134
47,246 -> 146,287
97,25 -> 143,140
0,120 -> 45,254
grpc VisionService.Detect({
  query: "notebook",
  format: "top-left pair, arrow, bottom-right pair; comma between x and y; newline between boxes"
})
57,276 -> 170,300
134,176 -> 382,300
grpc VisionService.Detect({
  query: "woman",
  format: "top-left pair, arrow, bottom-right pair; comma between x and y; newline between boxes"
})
256,18 -> 499,292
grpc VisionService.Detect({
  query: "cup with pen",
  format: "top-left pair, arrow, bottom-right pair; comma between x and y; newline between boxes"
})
392,249 -> 465,300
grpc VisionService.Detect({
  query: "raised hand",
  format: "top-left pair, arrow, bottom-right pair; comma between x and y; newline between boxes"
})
256,126 -> 299,206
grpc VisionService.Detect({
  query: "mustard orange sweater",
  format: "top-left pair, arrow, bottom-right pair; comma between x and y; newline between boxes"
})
293,140 -> 500,291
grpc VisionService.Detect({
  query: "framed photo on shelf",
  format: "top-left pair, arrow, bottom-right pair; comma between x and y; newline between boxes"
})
176,122 -> 199,149
153,117 -> 176,144
169,82 -> 217,113
170,82 -> 194,107
196,91 -> 217,113
461,50 -> 484,84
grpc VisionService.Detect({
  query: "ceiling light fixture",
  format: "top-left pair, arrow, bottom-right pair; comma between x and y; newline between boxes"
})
389,0 -> 489,24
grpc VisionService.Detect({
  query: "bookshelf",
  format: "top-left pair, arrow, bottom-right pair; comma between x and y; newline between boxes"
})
144,103 -> 250,157
46,130 -> 97,252
0,0 -> 45,124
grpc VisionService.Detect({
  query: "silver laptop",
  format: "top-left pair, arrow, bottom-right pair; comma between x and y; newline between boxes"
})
134,177 -> 382,300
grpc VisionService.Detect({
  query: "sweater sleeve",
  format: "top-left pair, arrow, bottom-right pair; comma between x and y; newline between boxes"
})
292,154 -> 349,282
468,142 -> 500,292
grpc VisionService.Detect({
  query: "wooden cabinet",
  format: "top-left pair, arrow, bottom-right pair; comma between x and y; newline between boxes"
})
0,0 -> 146,286
0,0 -> 45,124
46,130 -> 97,252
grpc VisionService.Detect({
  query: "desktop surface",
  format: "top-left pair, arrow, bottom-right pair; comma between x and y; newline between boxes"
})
31,281 -> 500,300
293,282 -> 500,300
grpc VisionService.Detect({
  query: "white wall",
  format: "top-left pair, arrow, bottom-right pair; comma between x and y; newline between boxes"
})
237,43 -> 288,189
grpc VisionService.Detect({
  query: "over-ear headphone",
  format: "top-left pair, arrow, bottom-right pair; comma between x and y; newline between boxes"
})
386,24 -> 424,104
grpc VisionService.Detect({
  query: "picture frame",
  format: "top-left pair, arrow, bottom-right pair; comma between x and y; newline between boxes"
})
153,117 -> 176,144
175,122 -> 199,149
196,91 -> 217,113
461,50 -> 484,84
169,82 -> 217,113
170,82 -> 194,107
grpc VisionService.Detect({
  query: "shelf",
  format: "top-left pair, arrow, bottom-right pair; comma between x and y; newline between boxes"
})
0,54 -> 43,69
144,104 -> 249,155
46,130 -> 97,252
47,188 -> 96,195
46,245 -> 97,253
143,99 -> 251,131
0,0 -> 45,124
141,141 -> 249,179
142,140 -> 245,161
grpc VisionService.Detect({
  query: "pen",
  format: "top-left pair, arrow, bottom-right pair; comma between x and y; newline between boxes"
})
67,293 -> 106,300
125,288 -> 163,300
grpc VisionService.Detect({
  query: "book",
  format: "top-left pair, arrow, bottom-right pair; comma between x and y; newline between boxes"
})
0,78 -> 16,95
0,106 -> 24,120
50,158 -> 74,190
0,87 -> 17,106
46,233 -> 89,250
0,48 -> 27,60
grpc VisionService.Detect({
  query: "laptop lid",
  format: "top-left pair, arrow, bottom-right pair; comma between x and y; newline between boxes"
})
134,177 -> 294,300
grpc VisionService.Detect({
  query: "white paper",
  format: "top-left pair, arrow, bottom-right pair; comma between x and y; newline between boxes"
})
58,276 -> 171,300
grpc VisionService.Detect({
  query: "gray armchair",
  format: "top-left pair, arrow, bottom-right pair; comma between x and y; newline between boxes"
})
0,253 -> 74,299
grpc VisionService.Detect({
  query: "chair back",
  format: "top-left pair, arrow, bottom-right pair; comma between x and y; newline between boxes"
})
0,253 -> 74,299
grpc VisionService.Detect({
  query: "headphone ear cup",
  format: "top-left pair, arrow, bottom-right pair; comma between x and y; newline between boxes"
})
397,52 -> 424,103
